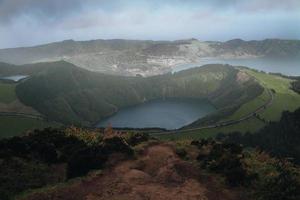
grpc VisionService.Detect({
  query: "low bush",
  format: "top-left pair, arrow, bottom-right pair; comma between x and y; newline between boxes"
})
0,127 -> 136,199
125,132 -> 150,146
192,139 -> 300,199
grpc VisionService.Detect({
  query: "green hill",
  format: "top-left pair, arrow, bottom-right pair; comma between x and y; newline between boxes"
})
14,61 -> 263,125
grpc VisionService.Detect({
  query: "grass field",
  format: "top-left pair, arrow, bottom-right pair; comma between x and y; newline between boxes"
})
157,118 -> 265,141
223,89 -> 269,121
0,82 -> 62,138
246,70 -> 300,121
0,116 -> 61,139
156,69 -> 300,141
0,83 -> 17,103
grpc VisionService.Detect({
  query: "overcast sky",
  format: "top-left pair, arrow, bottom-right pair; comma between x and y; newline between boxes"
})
0,0 -> 299,48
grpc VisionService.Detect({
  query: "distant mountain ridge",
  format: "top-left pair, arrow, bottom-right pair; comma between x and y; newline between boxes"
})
0,38 -> 299,76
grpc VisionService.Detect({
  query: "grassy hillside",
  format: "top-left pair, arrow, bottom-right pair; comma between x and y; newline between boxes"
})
15,62 -> 263,126
246,70 -> 300,121
156,69 -> 300,140
0,83 -> 16,103
0,116 -> 59,139
0,74 -> 61,138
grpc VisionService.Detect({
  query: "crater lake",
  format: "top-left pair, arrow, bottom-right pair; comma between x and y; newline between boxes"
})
97,98 -> 216,130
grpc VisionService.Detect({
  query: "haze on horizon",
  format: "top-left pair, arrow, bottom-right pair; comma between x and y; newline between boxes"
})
0,0 -> 300,49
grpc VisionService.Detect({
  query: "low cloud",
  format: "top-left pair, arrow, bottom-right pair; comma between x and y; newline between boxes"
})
0,0 -> 299,48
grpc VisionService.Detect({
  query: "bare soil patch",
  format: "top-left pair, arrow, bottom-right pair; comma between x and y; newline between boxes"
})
23,143 -> 244,200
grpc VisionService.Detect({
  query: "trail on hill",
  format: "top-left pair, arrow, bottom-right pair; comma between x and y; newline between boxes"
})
23,143 -> 245,200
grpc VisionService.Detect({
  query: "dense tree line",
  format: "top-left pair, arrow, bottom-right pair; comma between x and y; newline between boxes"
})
217,107 -> 300,164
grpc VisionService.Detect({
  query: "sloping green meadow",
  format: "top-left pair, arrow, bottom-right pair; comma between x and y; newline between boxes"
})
157,69 -> 300,140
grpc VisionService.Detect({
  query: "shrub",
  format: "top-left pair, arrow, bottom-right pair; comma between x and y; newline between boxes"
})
197,142 -> 247,186
102,137 -> 133,156
67,146 -> 107,178
125,132 -> 149,146
175,147 -> 187,159
254,161 -> 300,200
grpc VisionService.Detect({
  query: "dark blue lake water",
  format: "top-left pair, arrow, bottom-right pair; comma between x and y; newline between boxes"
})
97,99 -> 216,129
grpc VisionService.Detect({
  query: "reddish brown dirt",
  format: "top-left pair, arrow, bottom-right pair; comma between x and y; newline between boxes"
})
23,144 -> 245,200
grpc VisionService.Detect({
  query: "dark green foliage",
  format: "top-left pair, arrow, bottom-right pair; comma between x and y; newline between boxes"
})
0,128 -> 86,164
191,139 -> 209,148
175,147 -> 187,159
125,132 -> 150,146
67,146 -> 107,178
0,158 -> 65,200
291,79 -> 300,94
219,108 -> 300,163
254,161 -> 300,200
102,137 -> 133,156
0,127 -> 134,199
213,108 -> 300,199
198,141 -> 246,186
192,139 -> 300,200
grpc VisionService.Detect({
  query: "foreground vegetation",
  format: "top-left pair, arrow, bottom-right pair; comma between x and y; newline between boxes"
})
190,140 -> 300,200
0,126 -> 299,200
0,127 -> 139,199
219,107 -> 300,164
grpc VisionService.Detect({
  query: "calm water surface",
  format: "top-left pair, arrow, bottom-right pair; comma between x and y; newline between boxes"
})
173,57 -> 300,76
97,99 -> 216,129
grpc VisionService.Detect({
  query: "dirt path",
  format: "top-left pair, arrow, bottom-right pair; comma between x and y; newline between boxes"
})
23,144 -> 243,200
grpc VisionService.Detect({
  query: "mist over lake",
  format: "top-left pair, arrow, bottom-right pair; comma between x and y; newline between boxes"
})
97,99 -> 216,130
173,57 -> 300,76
